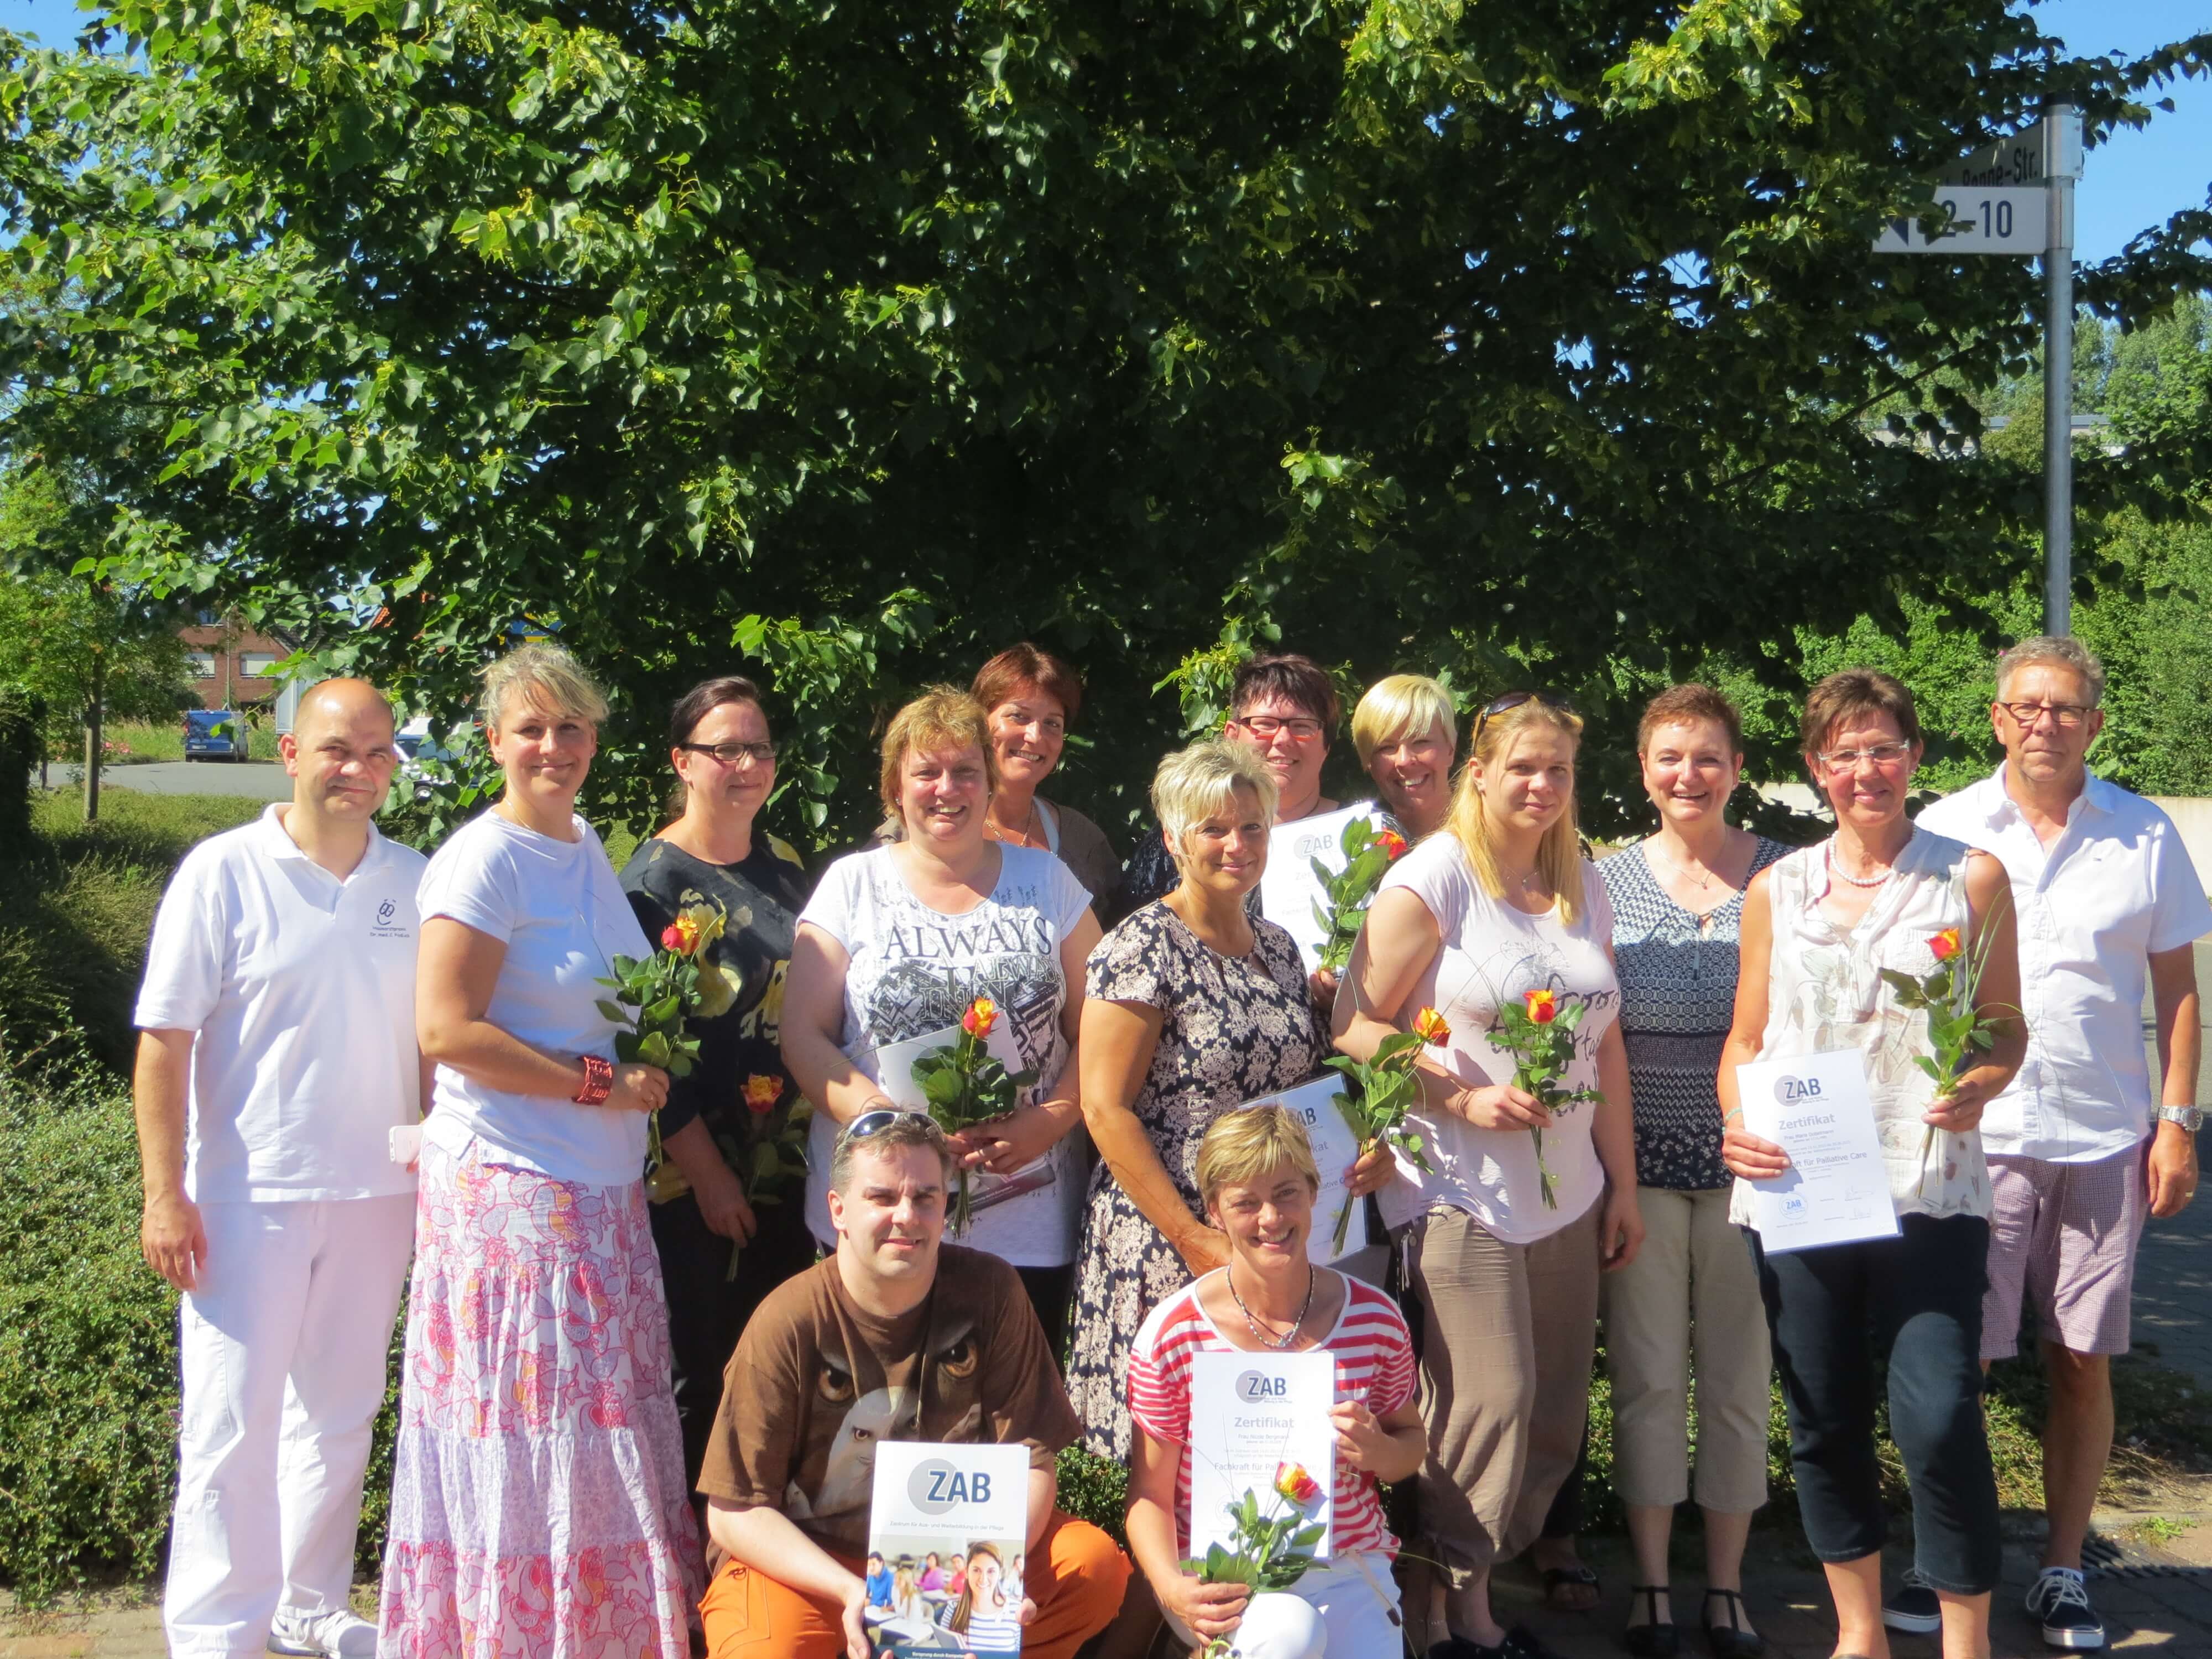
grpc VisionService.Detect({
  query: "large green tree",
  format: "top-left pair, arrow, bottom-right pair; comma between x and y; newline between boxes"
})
3,1 -> 2209,842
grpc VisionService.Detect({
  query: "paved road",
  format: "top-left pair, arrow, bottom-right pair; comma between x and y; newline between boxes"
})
41,760 -> 293,801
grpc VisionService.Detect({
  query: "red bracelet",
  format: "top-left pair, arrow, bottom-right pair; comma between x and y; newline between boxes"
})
572,1055 -> 613,1107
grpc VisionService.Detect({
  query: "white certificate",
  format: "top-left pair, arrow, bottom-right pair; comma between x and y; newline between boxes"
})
1734,1048 -> 1900,1253
1187,1350 -> 1336,1562
1256,801 -> 1385,974
1234,1077 -> 1367,1262
854,1023 -> 1056,1214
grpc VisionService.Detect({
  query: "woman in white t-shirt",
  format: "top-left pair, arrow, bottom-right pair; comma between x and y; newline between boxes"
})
381,644 -> 700,1657
783,686 -> 1102,1349
1333,692 -> 1642,1659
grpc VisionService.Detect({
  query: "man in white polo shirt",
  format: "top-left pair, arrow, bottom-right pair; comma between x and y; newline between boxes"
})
134,679 -> 426,1659
1906,635 -> 2210,1651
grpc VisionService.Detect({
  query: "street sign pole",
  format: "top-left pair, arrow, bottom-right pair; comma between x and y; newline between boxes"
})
2042,102 -> 2080,634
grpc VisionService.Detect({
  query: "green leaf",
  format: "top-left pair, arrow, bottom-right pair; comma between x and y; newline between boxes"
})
596,1000 -> 630,1024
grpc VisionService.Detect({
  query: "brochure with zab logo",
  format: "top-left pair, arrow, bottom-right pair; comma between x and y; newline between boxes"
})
1186,1350 -> 1336,1562
1733,1048 -> 1900,1253
867,1441 -> 1032,1655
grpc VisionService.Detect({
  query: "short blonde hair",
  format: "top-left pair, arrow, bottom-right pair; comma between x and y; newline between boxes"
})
880,686 -> 995,820
1151,740 -> 1277,869
479,643 -> 609,732
1196,1105 -> 1321,1208
1352,674 -> 1458,767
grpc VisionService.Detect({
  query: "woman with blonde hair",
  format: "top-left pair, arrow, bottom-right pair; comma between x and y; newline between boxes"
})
1066,740 -> 1390,1459
1352,673 -> 1458,839
1333,692 -> 1642,1659
383,643 -> 700,1655
781,686 -> 1099,1345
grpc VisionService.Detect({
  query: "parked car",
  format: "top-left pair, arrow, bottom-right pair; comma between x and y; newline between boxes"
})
184,708 -> 247,761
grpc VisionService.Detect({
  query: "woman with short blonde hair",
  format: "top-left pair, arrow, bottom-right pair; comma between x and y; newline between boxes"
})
1333,692 -> 1641,1656
385,643 -> 701,1653
1352,675 -> 1458,839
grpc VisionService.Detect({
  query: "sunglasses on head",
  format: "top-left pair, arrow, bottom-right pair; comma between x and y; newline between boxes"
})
836,1108 -> 937,1152
1472,690 -> 1575,746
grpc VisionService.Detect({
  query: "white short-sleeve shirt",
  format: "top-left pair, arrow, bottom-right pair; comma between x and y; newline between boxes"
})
416,808 -> 653,1187
133,804 -> 427,1203
797,843 -> 1093,1266
1917,767 -> 2212,1162
1372,834 -> 1620,1244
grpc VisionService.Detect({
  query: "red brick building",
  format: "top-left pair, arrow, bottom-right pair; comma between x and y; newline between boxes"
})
179,612 -> 295,711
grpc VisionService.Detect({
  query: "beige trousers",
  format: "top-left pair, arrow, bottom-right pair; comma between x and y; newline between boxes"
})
1402,1202 -> 1600,1595
1601,1186 -> 1771,1513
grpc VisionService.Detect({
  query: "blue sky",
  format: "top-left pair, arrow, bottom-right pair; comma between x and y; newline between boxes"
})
3,0 -> 2206,264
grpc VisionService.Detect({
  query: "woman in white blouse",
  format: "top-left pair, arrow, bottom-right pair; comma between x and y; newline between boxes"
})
1719,669 -> 2022,1659
1334,691 -> 1641,1659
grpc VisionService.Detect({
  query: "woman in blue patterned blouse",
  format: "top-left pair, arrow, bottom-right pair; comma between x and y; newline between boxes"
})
1595,685 -> 1787,1659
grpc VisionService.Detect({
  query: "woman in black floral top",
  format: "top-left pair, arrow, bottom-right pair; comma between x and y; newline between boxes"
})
1068,740 -> 1383,1458
1592,686 -> 1786,1659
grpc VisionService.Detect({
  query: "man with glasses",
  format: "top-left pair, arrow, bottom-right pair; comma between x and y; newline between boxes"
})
696,1110 -> 1129,1658
1912,635 -> 2210,1651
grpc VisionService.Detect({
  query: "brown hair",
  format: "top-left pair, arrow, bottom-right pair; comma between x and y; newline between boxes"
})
667,675 -> 769,748
879,687 -> 995,820
1799,668 -> 1921,760
972,643 -> 1084,729
1444,697 -> 1587,925
1231,653 -> 1341,733
949,1541 -> 1005,1634
1636,683 -> 1743,755
828,1111 -> 957,1196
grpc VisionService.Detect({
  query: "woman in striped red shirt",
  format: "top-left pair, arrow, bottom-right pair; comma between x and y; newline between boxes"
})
1124,1107 -> 1423,1657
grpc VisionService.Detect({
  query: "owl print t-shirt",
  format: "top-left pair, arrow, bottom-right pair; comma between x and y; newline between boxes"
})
799,843 -> 1094,1266
696,1247 -> 1078,1558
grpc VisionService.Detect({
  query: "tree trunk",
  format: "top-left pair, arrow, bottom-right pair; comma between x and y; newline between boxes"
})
83,649 -> 103,824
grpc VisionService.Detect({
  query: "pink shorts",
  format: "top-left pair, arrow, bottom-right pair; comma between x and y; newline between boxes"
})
1981,1145 -> 2148,1360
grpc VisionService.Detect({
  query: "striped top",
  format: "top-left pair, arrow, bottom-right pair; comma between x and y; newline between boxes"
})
1126,1272 -> 1417,1558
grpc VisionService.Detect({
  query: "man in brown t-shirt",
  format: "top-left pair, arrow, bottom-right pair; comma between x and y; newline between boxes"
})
698,1111 -> 1129,1658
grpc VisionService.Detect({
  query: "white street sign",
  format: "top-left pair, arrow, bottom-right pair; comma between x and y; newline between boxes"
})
1872,186 -> 2046,255
1939,127 -> 2044,187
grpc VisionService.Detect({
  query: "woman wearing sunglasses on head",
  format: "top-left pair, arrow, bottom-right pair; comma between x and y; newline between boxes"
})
1718,670 -> 2022,1659
1332,690 -> 1643,1659
619,676 -> 816,1508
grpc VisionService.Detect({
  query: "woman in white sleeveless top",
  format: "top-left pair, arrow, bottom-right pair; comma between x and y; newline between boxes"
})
1719,670 -> 2022,1659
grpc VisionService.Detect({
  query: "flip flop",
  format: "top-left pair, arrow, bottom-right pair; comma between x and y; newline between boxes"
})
1542,1564 -> 1601,1611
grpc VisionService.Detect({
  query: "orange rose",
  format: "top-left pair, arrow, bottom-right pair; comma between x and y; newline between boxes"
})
1378,828 -> 1409,860
743,1075 -> 782,1115
962,998 -> 998,1039
1413,1006 -> 1451,1046
1524,988 -> 1558,1024
1930,927 -> 1962,962
663,912 -> 702,956
1274,1460 -> 1322,1505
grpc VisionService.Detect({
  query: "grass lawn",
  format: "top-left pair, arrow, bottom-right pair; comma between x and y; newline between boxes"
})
91,719 -> 282,765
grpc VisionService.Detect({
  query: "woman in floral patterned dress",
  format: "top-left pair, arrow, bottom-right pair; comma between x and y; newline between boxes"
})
1066,739 -> 1391,1458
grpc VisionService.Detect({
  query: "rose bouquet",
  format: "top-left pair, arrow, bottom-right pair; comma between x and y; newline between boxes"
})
1491,988 -> 1604,1208
1311,818 -> 1411,976
1877,917 -> 2015,1195
1319,1006 -> 1447,1252
597,893 -> 743,1167
910,997 -> 1039,1233
1185,1460 -> 1329,1657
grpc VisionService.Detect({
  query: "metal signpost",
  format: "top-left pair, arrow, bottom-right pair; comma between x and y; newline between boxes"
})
1874,102 -> 2085,633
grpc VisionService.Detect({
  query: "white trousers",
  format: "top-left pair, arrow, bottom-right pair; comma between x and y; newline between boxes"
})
1164,1555 -> 1403,1658
165,1194 -> 414,1656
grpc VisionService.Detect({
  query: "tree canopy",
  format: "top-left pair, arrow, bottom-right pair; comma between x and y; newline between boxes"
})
3,0 -> 2210,841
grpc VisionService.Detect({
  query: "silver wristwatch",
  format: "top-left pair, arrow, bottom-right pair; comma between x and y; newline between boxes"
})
2157,1104 -> 2204,1133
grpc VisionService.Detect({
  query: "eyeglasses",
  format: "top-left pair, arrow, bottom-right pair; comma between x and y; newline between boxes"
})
677,740 -> 778,767
1472,690 -> 1574,747
1230,714 -> 1326,742
1815,741 -> 1914,773
1997,701 -> 2094,730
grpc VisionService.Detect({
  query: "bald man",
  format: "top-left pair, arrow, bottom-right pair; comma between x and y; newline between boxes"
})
133,680 -> 427,1659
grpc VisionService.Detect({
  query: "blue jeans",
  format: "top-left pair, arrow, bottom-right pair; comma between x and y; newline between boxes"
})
1748,1214 -> 2000,1595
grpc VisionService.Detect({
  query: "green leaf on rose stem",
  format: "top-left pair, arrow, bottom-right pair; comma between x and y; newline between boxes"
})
1914,1054 -> 1942,1082
640,1030 -> 672,1066
615,1032 -> 641,1062
644,994 -> 680,1026
597,1000 -> 629,1023
1290,1523 -> 1326,1550
1204,1543 -> 1232,1578
667,1056 -> 693,1078
611,955 -> 639,978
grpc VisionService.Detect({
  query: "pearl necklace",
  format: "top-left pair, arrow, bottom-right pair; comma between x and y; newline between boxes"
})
1227,1260 -> 1315,1351
1825,841 -> 1893,889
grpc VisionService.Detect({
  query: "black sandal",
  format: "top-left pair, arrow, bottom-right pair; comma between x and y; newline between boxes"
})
1624,1585 -> 1679,1658
1702,1588 -> 1765,1659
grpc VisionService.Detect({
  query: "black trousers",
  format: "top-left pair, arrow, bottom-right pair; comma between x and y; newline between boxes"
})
650,1191 -> 820,1489
1749,1213 -> 2001,1595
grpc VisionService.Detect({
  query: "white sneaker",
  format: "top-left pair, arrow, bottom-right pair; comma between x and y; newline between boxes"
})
269,1606 -> 379,1658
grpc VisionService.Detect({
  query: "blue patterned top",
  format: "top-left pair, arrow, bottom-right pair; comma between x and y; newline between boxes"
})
1597,837 -> 1789,1191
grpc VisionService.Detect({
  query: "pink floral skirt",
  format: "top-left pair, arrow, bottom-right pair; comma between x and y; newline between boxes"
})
378,1140 -> 702,1658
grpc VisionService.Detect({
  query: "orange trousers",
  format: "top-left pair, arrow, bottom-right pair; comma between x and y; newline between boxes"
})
701,1509 -> 1130,1659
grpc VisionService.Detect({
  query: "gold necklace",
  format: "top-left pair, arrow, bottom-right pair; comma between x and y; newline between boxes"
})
984,801 -> 1044,849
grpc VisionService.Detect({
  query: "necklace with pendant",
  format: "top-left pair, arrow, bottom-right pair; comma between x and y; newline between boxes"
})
1648,842 -> 1716,892
985,801 -> 1044,849
1228,1260 -> 1315,1351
